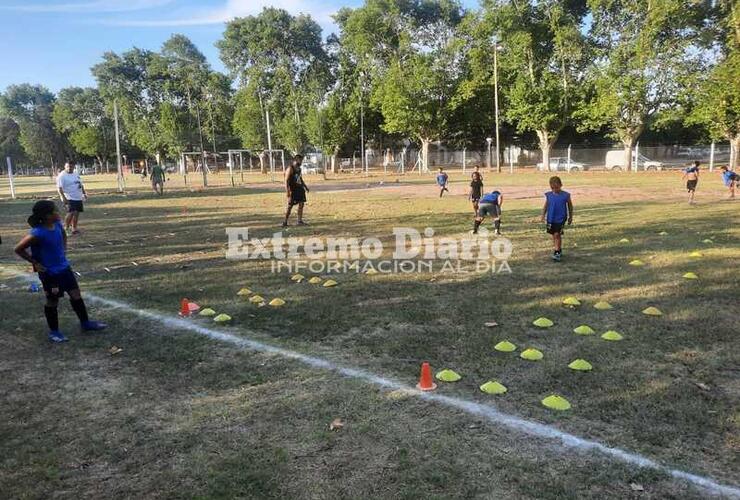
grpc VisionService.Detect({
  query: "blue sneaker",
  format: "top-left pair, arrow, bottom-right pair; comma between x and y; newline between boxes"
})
81,320 -> 108,332
48,331 -> 69,343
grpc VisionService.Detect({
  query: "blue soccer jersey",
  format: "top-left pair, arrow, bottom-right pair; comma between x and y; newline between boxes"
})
545,191 -> 571,224
30,222 -> 69,275
480,191 -> 501,204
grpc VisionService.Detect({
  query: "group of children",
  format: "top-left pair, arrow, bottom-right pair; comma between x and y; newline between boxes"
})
682,161 -> 738,203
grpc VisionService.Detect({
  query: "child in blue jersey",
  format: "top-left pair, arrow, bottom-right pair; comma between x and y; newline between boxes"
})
14,200 -> 107,343
682,161 -> 700,204
436,167 -> 449,197
540,176 -> 573,262
719,166 -> 737,199
473,189 -> 503,235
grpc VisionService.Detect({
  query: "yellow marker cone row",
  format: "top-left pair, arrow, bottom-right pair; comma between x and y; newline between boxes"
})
291,274 -> 305,282
532,317 -> 554,328
573,325 -> 595,335
562,297 -> 581,306
237,288 -> 252,296
213,313 -> 232,323
642,306 -> 663,316
594,301 -> 613,310
494,340 -> 517,352
682,272 -> 698,280
568,359 -> 593,371
249,295 -> 265,303
435,369 -> 462,382
323,279 -> 338,287
542,395 -> 571,411
308,277 -> 322,284
480,381 -> 507,395
629,259 -> 645,266
520,348 -> 543,361
269,298 -> 286,307
601,330 -> 623,341
199,308 -> 216,317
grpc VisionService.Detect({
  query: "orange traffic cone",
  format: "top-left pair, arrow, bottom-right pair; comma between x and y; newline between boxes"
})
416,362 -> 437,391
179,298 -> 191,317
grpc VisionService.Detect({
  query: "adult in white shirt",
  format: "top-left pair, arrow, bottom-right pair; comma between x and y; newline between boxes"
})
56,162 -> 88,235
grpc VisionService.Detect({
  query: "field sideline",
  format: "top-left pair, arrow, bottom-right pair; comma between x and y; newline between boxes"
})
1,171 -> 738,498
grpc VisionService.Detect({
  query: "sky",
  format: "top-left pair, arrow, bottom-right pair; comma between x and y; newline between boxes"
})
0,0 -> 478,93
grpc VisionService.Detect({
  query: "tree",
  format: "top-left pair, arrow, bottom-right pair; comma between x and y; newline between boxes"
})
0,117 -> 25,163
578,0 -> 706,172
53,87 -> 115,170
0,84 -> 69,168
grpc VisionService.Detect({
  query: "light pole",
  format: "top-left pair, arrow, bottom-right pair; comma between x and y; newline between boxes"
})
486,137 -> 493,170
359,70 -> 366,176
492,35 -> 503,173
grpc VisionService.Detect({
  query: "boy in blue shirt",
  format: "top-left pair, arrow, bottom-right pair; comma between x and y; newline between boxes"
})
473,189 -> 503,235
14,200 -> 107,343
719,166 -> 737,199
540,176 -> 573,262
682,161 -> 700,204
436,167 -> 449,197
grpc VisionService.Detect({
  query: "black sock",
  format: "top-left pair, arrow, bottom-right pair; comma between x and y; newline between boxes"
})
494,220 -> 501,231
44,306 -> 59,331
70,298 -> 89,324
473,220 -> 482,232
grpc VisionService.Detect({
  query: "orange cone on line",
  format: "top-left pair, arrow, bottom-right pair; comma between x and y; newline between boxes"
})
416,362 -> 437,391
179,298 -> 191,317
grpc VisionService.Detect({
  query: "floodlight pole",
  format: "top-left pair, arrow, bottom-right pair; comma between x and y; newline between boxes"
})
266,107 -> 275,182
6,157 -> 16,199
360,73 -> 367,176
113,99 -> 124,193
492,36 -> 502,173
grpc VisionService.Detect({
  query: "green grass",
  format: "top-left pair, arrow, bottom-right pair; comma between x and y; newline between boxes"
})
0,171 -> 738,498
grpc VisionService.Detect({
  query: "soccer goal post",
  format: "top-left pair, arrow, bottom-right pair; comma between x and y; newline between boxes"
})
227,149 -> 253,186
262,149 -> 286,182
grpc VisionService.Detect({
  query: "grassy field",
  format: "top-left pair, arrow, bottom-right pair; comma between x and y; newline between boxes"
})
0,171 -> 738,499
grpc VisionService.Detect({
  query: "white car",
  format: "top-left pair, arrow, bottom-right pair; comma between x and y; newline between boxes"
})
604,150 -> 662,171
536,157 -> 587,172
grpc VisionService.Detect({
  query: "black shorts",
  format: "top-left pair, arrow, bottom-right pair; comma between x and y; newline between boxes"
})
39,267 -> 79,298
686,180 -> 698,192
478,203 -> 501,218
547,222 -> 565,234
289,187 -> 307,206
67,200 -> 84,212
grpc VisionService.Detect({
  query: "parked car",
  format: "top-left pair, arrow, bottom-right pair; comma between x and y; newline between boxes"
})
604,150 -> 662,171
536,157 -> 587,172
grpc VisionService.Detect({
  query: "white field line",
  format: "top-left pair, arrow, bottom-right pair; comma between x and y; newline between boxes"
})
3,270 -> 739,498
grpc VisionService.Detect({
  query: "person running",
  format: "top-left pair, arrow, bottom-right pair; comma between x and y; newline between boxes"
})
151,163 -> 165,195
682,160 -> 700,204
283,155 -> 309,227
469,171 -> 484,215
14,200 -> 107,343
541,176 -> 573,262
56,161 -> 87,235
436,167 -> 449,197
473,188 -> 503,235
719,166 -> 737,199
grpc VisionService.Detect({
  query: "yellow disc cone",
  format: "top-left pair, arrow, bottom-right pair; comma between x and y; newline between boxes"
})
689,251 -> 703,258
601,330 -> 623,341
494,340 -> 517,352
291,274 -> 305,282
199,308 -> 216,317
435,369 -> 462,382
594,301 -> 613,310
236,288 -> 252,296
308,277 -> 322,284
532,317 -> 554,328
568,359 -> 593,371
365,268 -> 378,275
269,298 -> 286,307
702,239 -> 713,244
642,306 -> 663,316
323,279 -> 338,287
562,297 -> 581,306
249,294 -> 265,303
213,313 -> 232,323
658,231 -> 668,235
542,395 -> 571,411
573,325 -> 595,335
629,259 -> 645,266
682,272 -> 698,280
520,348 -> 544,361
480,381 -> 507,395
619,238 -> 630,243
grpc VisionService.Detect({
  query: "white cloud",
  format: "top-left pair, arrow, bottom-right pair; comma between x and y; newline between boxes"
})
1,0 -> 173,13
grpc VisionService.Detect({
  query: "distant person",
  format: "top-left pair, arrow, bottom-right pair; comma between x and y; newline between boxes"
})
469,171 -> 484,215
473,188 -> 503,235
14,200 -> 107,343
682,160 -> 700,204
151,163 -> 165,196
541,176 -> 573,262
436,167 -> 449,197
56,161 -> 87,235
719,166 -> 737,199
283,155 -> 309,227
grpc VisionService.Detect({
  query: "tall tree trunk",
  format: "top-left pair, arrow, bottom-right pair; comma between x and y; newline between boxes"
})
420,139 -> 431,174
730,133 -> 740,169
622,137 -> 636,172
331,146 -> 339,174
536,130 -> 558,172
259,151 -> 267,174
